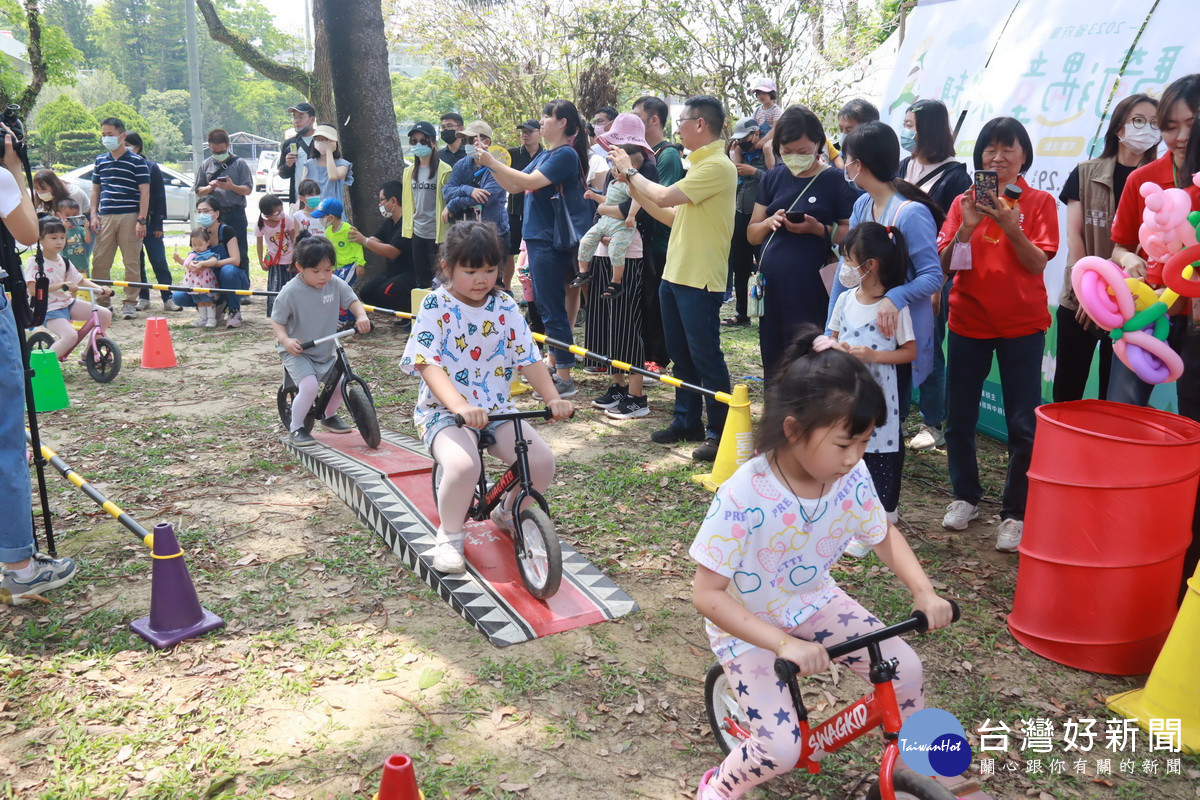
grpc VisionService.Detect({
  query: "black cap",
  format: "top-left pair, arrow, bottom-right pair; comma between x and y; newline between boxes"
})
288,102 -> 316,115
408,121 -> 437,139
517,119 -> 541,132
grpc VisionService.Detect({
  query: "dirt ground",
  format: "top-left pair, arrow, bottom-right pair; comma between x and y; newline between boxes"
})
2,302 -> 1198,799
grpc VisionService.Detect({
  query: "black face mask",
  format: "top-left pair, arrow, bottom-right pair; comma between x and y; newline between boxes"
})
737,139 -> 754,152
441,130 -> 458,145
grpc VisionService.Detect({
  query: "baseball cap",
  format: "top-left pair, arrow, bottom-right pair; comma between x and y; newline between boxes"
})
288,102 -> 317,115
516,119 -> 541,132
750,79 -> 777,94
311,198 -> 344,219
730,117 -> 758,141
408,121 -> 437,139
459,120 -> 494,139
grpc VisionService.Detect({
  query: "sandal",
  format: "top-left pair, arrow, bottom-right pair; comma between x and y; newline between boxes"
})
600,280 -> 624,300
569,273 -> 593,289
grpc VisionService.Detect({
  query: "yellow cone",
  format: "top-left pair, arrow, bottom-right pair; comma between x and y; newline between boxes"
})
692,384 -> 753,492
410,288 -> 431,316
1107,565 -> 1200,755
510,376 -> 532,396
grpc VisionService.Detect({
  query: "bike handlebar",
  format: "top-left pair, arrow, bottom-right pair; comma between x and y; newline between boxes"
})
299,328 -> 356,350
773,600 -> 961,683
453,408 -> 560,426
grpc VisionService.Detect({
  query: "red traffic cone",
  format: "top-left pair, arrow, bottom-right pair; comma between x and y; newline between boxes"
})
141,317 -> 177,369
130,523 -> 224,648
374,753 -> 424,800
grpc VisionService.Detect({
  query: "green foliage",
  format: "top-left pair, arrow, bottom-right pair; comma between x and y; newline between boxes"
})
54,129 -> 99,166
140,108 -> 185,161
31,94 -> 94,163
92,100 -> 155,152
391,68 -> 462,126
229,78 -> 291,139
0,0 -> 84,109
44,0 -> 99,64
139,88 -> 189,134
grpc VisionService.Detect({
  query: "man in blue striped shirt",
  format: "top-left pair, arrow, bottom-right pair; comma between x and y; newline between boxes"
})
89,117 -> 150,319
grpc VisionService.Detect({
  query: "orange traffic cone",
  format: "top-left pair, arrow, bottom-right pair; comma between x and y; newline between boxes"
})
141,317 -> 177,369
374,753 -> 424,800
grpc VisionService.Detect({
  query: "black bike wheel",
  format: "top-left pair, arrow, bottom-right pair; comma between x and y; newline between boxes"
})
276,385 -> 313,433
704,662 -> 749,756
26,331 -> 56,354
865,768 -> 957,800
85,337 -> 121,383
345,381 -> 380,448
515,506 -> 561,599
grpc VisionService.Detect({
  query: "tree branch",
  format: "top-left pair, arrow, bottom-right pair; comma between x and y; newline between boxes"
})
195,0 -> 314,100
14,0 -> 46,111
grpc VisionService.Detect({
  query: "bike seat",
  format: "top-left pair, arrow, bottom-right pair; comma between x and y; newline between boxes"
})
478,430 -> 497,448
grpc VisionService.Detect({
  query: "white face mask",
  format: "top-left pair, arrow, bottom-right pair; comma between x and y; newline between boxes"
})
463,144 -> 477,160
101,135 -> 120,152
36,191 -> 53,201
1120,124 -> 1159,156
839,261 -> 864,288
379,203 -> 390,217
781,153 -> 814,176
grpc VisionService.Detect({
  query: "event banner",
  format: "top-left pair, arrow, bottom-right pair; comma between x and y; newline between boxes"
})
881,0 -> 1198,437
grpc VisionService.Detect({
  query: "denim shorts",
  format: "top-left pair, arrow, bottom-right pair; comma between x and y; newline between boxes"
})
423,413 -> 505,450
44,301 -> 75,322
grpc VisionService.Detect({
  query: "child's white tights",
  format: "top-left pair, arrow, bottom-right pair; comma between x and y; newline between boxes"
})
290,374 -> 344,432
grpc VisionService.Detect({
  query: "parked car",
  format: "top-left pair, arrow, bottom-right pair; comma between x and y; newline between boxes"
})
255,150 -> 279,192
267,157 -> 290,199
63,163 -> 197,223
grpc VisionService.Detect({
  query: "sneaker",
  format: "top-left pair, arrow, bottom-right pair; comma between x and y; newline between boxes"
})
592,383 -> 628,409
582,363 -> 609,374
163,298 -> 183,312
225,311 -> 242,329
135,298 -> 151,311
643,361 -> 665,374
909,424 -> 945,451
996,518 -> 1023,553
121,303 -> 138,319
431,529 -> 466,573
942,500 -> 979,531
204,317 -> 216,329
651,425 -> 705,444
490,503 -> 516,536
192,316 -> 207,328
606,394 -> 649,419
843,539 -> 871,558
692,436 -> 719,462
721,316 -> 751,327
0,553 -> 78,605
533,375 -> 577,400
697,768 -> 722,800
320,415 -> 354,433
289,429 -> 317,447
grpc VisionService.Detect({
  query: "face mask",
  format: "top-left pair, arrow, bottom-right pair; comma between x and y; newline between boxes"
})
464,144 -> 477,160
441,130 -> 458,145
844,161 -> 861,190
196,213 -> 214,227
900,128 -> 917,153
379,203 -> 390,217
305,196 -> 321,209
839,261 -> 864,288
36,191 -> 53,201
1120,124 -> 1159,156
213,151 -> 230,162
411,143 -> 432,159
781,153 -> 814,176
737,139 -> 754,152
101,135 -> 120,152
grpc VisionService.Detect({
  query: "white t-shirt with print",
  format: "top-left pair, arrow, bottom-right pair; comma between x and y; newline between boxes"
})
828,291 -> 914,345
23,254 -> 82,311
400,288 -> 542,439
689,453 -> 888,663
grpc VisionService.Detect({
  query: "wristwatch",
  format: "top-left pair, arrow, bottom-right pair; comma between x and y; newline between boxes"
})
137,217 -> 147,225
624,167 -> 638,179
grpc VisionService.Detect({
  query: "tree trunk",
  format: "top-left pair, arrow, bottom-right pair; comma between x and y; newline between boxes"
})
322,0 -> 404,230
310,0 -> 334,122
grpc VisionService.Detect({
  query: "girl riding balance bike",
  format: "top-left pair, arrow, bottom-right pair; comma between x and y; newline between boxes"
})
400,221 -> 572,576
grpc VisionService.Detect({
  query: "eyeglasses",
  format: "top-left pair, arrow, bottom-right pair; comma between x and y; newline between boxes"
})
678,116 -> 702,125
1128,116 -> 1159,131
408,138 -> 429,145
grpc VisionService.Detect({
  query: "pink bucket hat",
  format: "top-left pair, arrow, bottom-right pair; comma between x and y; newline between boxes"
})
597,112 -> 655,161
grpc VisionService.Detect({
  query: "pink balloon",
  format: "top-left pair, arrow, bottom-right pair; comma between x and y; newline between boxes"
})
1114,329 -> 1184,384
1072,257 -> 1133,330
1141,182 -> 1161,199
1162,188 -> 1192,227
1178,222 -> 1199,247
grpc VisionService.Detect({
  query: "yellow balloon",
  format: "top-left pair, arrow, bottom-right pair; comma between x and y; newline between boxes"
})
1125,277 -> 1159,312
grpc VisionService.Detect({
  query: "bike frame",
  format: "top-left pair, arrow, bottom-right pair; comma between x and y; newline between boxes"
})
58,288 -> 106,360
464,412 -> 552,557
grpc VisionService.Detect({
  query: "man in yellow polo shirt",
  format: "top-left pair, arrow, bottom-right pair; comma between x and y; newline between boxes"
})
610,95 -> 736,462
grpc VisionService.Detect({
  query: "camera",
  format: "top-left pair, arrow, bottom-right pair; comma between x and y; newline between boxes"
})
0,104 -> 27,159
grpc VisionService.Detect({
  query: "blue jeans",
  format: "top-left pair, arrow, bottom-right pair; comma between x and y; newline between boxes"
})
138,232 -> 174,301
659,280 -> 731,437
945,331 -> 1044,521
0,290 -> 34,562
525,239 -> 576,369
917,283 -> 949,428
171,265 -> 250,314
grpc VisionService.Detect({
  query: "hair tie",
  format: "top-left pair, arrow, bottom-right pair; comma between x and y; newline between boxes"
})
886,225 -> 894,236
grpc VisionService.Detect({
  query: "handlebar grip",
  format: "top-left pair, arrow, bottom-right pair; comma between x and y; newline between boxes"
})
298,340 -> 315,350
909,599 -> 961,633
454,414 -> 465,427
774,658 -> 799,683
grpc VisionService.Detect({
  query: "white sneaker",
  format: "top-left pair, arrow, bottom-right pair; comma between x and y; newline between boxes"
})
431,530 -> 465,573
121,303 -> 138,319
163,298 -> 182,312
135,298 -> 150,311
942,500 -> 979,531
909,424 -> 945,451
191,316 -> 206,328
204,317 -> 217,329
996,518 -> 1023,553
225,311 -> 242,329
490,503 -> 516,536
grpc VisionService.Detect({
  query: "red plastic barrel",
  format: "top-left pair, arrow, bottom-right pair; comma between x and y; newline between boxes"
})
1008,400 -> 1200,675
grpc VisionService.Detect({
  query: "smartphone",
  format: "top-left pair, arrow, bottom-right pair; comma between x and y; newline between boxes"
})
785,211 -> 807,223
974,170 -> 998,209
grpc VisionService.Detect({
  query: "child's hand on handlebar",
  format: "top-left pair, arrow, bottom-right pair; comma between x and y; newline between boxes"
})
354,315 -> 371,334
457,406 -> 489,430
912,591 -> 955,631
547,399 -> 573,421
281,336 -> 303,356
776,636 -> 830,676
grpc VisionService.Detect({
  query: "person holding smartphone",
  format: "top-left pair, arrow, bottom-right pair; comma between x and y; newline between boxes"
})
194,128 -> 253,275
935,117 -> 1059,554
747,105 -> 856,381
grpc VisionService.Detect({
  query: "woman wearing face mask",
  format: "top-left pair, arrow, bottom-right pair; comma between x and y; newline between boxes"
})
170,196 -> 247,327
746,106 -> 857,380
300,123 -> 353,203
896,99 -> 971,452
1106,75 -> 1200,406
33,169 -> 90,218
1054,93 -> 1159,403
403,121 -> 453,288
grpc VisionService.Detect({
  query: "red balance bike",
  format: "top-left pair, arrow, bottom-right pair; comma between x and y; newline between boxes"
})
705,601 -> 975,800
27,287 -> 122,383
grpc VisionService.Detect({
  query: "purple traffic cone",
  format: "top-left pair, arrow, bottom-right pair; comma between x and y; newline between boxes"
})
130,522 -> 224,648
